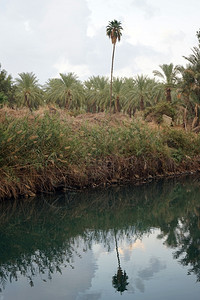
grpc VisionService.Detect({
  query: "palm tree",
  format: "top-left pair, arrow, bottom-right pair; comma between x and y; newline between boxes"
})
153,63 -> 180,102
183,46 -> 200,66
84,76 -> 109,112
15,72 -> 42,111
183,47 -> 200,102
106,20 -> 123,113
180,39 -> 200,128
133,75 -> 152,110
123,75 -> 158,115
45,73 -> 85,110
0,64 -> 14,107
120,77 -> 135,117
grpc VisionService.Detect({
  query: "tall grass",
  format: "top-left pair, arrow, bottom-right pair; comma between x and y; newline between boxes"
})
1,111 -> 200,199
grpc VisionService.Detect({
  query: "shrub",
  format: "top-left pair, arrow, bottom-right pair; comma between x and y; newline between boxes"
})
145,101 -> 176,123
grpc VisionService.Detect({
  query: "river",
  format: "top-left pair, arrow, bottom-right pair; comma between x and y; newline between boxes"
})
0,176 -> 200,299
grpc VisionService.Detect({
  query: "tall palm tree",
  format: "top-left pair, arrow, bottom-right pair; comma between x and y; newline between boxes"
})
15,72 -> 42,111
106,20 -> 123,113
153,63 -> 180,102
45,73 -> 85,110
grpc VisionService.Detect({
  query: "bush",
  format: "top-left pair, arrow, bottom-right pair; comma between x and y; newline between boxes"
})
145,101 -> 176,123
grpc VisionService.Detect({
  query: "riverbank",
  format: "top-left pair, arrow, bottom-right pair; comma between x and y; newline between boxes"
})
1,107 -> 200,199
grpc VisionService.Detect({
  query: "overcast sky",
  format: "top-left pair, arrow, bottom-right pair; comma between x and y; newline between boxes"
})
0,0 -> 200,84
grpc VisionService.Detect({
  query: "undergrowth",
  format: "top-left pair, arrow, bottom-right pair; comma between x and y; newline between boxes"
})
0,112 -> 200,199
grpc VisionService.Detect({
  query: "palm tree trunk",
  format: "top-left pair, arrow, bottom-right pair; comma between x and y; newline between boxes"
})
110,43 -> 116,113
116,96 -> 120,112
25,93 -> 32,112
128,107 -> 132,118
166,88 -> 172,102
183,107 -> 187,132
140,96 -> 144,111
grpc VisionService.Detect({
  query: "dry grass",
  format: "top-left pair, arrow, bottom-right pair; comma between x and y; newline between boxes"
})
1,107 -> 200,200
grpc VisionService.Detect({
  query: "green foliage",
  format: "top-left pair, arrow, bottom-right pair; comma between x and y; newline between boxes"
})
153,63 -> 180,86
0,114 -> 197,169
0,64 -> 15,106
0,92 -> 8,106
182,43 -> 200,105
84,76 -> 109,112
153,63 -> 181,103
106,20 -> 123,44
145,101 -> 176,123
15,72 -> 43,110
162,127 -> 199,162
44,73 -> 85,110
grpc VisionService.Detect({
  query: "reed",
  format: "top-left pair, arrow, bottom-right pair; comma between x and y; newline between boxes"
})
1,110 -> 200,199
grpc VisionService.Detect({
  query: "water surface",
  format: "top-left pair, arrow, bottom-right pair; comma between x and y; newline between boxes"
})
0,177 -> 200,299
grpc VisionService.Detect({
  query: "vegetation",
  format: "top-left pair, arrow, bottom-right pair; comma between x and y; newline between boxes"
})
45,72 -> 85,110
1,28 -> 200,198
15,72 -> 43,111
0,28 -> 199,119
153,63 -> 180,103
0,108 -> 200,199
144,101 -> 176,123
0,64 -> 15,107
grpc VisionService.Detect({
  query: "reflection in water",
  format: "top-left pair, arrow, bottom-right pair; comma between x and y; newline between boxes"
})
0,175 -> 200,298
112,231 -> 129,294
138,257 -> 166,280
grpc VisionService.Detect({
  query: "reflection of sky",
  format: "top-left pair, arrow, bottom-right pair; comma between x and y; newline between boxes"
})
1,229 -> 200,300
119,239 -> 145,262
2,241 -> 97,300
83,230 -> 200,300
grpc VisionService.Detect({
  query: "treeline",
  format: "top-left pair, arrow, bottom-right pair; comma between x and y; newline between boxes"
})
0,30 -> 200,122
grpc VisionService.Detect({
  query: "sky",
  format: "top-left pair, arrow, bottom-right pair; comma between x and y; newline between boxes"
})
0,0 -> 200,84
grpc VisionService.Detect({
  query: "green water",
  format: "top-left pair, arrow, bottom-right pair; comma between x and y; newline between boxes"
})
0,176 -> 200,299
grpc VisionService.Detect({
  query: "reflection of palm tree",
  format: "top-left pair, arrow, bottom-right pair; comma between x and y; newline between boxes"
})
112,230 -> 129,294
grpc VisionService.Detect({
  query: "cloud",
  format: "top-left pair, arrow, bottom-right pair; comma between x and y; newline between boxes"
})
1,0 -> 200,84
135,277 -> 145,293
132,0 -> 158,19
39,0 -> 90,63
84,26 -> 164,79
137,257 -> 166,280
162,30 -> 186,44
53,58 -> 91,79
0,0 -> 91,83
77,293 -> 101,300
